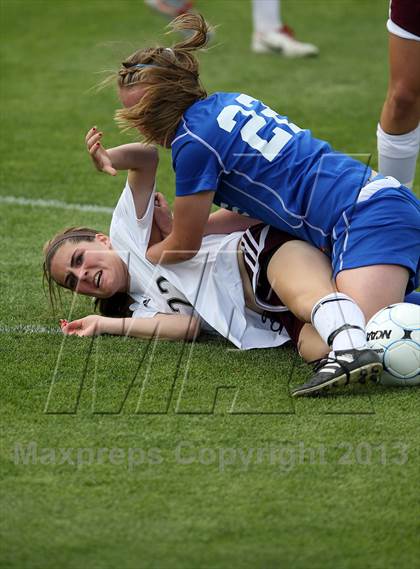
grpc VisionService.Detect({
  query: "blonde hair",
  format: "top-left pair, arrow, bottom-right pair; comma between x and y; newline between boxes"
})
114,13 -> 210,146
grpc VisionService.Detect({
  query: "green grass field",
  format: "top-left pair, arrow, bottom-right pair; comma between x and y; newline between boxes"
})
1,1 -> 419,568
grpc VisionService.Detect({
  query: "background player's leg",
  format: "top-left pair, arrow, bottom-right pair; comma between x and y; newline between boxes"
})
335,264 -> 409,321
251,0 -> 318,57
144,0 -> 193,17
252,0 -> 280,34
381,35 -> 420,133
378,34 -> 420,188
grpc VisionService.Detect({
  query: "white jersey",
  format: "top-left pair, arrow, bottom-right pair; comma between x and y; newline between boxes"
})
109,180 -> 291,350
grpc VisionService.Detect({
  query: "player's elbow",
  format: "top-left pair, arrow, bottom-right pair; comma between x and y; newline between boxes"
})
171,235 -> 202,261
141,144 -> 159,165
177,248 -> 199,262
149,146 -> 159,166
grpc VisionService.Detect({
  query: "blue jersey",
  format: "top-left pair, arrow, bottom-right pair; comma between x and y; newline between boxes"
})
172,92 -> 372,250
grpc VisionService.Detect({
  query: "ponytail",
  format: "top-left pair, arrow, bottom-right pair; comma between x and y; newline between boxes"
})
114,13 -> 211,146
169,12 -> 210,52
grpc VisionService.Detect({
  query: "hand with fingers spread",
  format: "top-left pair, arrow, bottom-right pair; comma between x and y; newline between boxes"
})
153,192 -> 173,238
85,127 -> 117,176
60,315 -> 104,337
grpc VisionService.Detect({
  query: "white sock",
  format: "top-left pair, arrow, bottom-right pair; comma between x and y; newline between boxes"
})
377,123 -> 420,189
252,0 -> 282,34
311,293 -> 367,353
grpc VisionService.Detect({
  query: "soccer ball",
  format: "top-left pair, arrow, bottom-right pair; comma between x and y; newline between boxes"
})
366,303 -> 420,386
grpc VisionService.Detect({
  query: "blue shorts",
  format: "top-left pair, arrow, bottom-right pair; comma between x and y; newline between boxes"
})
331,178 -> 420,293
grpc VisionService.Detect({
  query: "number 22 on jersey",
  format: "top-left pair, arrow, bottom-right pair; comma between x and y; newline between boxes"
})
216,94 -> 301,162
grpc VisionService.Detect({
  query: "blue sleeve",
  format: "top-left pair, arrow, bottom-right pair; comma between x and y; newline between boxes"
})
173,139 -> 222,196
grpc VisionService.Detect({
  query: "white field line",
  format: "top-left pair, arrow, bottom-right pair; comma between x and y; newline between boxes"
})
0,195 -> 113,214
0,196 -> 110,335
0,324 -> 61,335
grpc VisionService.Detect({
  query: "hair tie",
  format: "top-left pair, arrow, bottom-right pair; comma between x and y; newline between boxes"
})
122,62 -> 162,70
133,63 -> 162,69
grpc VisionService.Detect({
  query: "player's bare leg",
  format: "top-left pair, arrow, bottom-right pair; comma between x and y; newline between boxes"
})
378,34 -> 420,188
297,324 -> 328,362
266,240 -> 336,321
267,241 -> 382,396
293,264 -> 409,395
380,35 -> 420,134
335,264 -> 409,321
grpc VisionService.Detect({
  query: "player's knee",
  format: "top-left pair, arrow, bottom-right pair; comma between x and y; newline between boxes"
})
387,84 -> 420,121
286,291 -> 317,322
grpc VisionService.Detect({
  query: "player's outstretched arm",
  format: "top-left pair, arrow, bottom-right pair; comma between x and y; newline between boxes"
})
85,126 -> 159,218
85,127 -> 158,175
60,313 -> 201,341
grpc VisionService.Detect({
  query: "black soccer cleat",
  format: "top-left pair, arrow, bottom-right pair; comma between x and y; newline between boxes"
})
292,348 -> 383,397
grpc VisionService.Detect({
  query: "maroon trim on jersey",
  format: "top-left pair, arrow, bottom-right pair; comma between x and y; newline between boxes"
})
241,224 -> 304,346
390,0 -> 420,37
